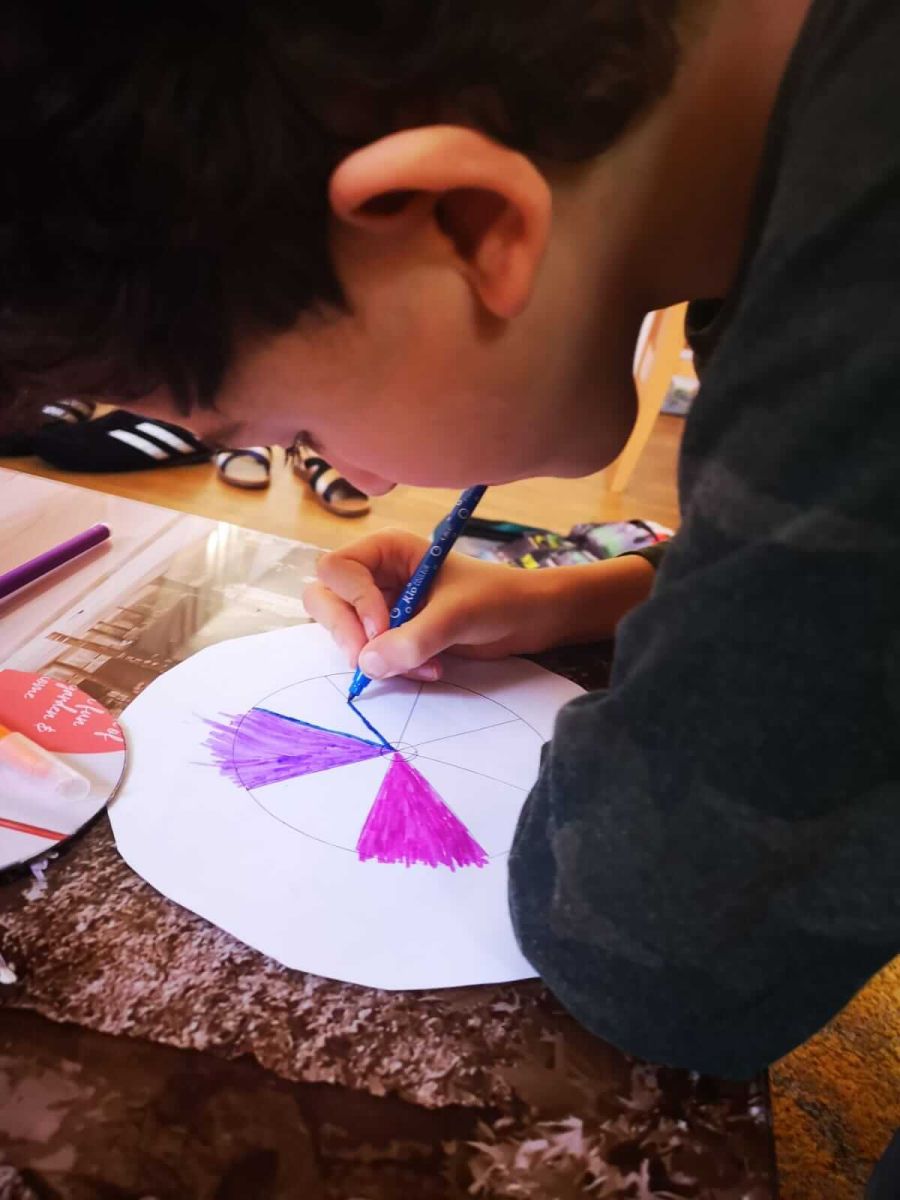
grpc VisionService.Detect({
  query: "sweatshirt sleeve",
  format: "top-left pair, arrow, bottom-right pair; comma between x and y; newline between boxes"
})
621,541 -> 669,570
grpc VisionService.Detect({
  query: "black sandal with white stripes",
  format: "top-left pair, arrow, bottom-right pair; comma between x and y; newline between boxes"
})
0,397 -> 97,457
288,438 -> 370,517
33,410 -> 210,472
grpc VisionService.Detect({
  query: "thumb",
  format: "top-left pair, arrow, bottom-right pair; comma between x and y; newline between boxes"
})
358,614 -> 456,679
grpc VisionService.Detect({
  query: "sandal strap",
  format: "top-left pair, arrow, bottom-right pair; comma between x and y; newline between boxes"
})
290,444 -> 368,505
215,447 -> 272,473
320,472 -> 367,505
310,465 -> 342,498
41,397 -> 95,424
302,455 -> 332,488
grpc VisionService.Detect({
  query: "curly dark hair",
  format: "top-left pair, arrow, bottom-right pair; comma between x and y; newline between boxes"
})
1,0 -> 682,411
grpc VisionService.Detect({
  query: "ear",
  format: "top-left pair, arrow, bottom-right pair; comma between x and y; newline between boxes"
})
329,126 -> 552,319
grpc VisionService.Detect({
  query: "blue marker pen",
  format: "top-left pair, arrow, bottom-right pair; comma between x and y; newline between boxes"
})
347,484 -> 487,702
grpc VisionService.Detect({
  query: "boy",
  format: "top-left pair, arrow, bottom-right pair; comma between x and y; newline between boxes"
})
2,0 -> 897,1111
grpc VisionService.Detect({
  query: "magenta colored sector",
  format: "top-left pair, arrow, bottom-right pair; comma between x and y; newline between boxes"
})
356,753 -> 489,870
205,707 -> 384,790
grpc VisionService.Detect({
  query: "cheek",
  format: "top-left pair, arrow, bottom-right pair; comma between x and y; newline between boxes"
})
336,412 -> 536,487
316,367 -> 545,486
333,460 -> 397,496
352,433 -> 468,487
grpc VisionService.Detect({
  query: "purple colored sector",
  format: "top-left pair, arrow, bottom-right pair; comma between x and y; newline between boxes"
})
356,753 -> 488,871
204,707 -> 384,790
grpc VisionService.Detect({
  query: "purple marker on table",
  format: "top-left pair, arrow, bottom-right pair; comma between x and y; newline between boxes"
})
0,523 -> 111,601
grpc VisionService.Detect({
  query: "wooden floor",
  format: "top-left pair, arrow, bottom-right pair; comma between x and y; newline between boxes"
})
6,413 -> 684,548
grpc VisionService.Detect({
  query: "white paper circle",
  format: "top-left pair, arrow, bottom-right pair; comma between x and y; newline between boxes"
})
110,623 -> 583,990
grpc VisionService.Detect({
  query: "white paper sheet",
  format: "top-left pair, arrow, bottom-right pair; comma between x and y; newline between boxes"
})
110,623 -> 583,990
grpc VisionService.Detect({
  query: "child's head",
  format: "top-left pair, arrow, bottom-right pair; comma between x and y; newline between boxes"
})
1,1 -> 695,490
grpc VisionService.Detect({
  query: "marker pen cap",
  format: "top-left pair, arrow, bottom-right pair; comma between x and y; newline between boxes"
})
0,724 -> 91,803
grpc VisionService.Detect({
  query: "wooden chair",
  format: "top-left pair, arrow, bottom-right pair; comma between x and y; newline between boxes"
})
604,303 -> 693,494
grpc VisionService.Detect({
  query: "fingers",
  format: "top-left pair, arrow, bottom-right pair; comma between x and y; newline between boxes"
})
315,551 -> 392,642
404,658 -> 443,682
302,581 -> 369,665
314,531 -> 462,679
358,605 -> 466,679
314,529 -> 431,648
304,579 -> 443,681
319,530 -> 428,593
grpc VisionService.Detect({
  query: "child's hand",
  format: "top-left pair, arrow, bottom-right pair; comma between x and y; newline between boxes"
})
303,530 -> 563,682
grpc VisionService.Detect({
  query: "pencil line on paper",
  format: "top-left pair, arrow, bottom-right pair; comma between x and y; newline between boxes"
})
325,674 -> 353,702
397,682 -> 424,744
415,756 -> 528,790
411,717 -> 519,750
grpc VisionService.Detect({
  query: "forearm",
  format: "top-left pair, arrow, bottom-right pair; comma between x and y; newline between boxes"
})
533,554 -> 656,647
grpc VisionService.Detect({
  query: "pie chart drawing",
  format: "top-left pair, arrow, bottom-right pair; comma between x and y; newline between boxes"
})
111,625 -> 584,989
204,672 -> 544,870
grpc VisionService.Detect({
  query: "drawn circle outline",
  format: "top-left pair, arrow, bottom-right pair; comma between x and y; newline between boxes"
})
229,672 -> 542,859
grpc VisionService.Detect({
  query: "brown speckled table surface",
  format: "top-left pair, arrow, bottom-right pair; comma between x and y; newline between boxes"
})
0,783 -> 774,1200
